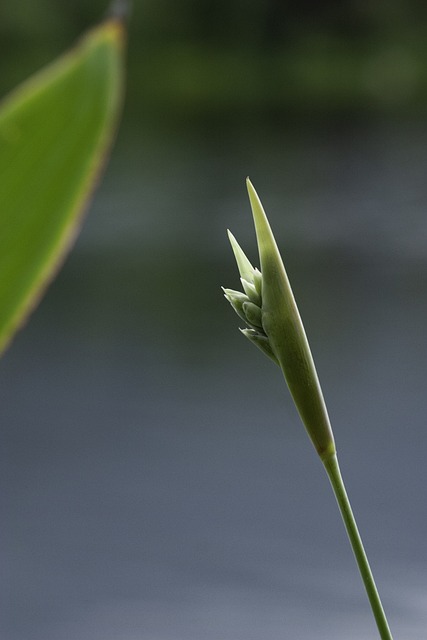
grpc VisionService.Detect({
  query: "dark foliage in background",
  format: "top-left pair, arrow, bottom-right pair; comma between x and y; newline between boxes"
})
2,0 -> 427,122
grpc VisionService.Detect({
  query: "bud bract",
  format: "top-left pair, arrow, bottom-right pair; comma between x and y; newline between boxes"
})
224,179 -> 336,460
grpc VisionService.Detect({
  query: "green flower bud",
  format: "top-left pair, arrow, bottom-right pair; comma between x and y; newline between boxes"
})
241,278 -> 261,306
242,301 -> 263,329
224,179 -> 336,461
222,288 -> 250,324
240,328 -> 279,365
227,230 -> 256,284
252,268 -> 263,298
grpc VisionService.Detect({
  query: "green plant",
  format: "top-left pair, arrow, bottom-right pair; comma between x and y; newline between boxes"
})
0,5 -> 126,355
223,178 -> 393,639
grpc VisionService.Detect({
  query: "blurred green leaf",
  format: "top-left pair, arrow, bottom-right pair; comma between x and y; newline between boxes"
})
0,15 -> 125,355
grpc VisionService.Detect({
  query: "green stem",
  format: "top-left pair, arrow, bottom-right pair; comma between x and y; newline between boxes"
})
323,453 -> 393,640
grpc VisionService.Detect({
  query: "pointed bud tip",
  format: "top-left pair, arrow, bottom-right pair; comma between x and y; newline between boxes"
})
222,288 -> 233,302
246,178 -> 263,213
227,230 -> 255,283
246,177 -> 257,199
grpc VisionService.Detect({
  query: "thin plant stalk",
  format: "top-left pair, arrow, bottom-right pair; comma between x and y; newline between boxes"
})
323,453 -> 393,640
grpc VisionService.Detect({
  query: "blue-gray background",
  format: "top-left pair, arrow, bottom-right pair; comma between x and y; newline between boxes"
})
1,2 -> 426,638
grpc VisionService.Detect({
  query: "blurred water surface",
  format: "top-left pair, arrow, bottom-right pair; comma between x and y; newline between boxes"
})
2,118 -> 427,639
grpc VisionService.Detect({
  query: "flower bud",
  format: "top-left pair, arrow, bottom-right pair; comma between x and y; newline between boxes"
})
242,301 -> 262,329
224,179 -> 336,461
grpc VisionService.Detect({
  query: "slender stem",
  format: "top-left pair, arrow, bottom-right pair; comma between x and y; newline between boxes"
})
323,453 -> 393,640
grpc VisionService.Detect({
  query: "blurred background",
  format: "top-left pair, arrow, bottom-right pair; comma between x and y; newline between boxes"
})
1,1 -> 427,638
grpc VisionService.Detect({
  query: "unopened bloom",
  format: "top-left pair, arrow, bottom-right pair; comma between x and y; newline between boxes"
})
224,179 -> 335,461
